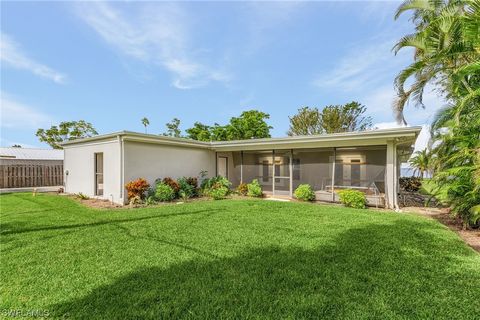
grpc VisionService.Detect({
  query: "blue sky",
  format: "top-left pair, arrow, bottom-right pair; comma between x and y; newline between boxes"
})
1,1 -> 442,148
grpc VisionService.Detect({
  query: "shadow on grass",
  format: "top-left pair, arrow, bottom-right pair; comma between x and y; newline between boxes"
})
0,209 -> 218,236
50,220 -> 480,319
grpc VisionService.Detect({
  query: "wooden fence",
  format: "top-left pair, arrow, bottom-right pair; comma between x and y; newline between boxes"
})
0,164 -> 64,188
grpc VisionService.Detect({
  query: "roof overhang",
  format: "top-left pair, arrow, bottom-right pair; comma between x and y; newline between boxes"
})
60,127 -> 422,151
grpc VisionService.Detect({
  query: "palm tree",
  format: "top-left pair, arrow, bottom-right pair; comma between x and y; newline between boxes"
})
409,149 -> 431,178
141,117 -> 150,134
392,0 -> 477,124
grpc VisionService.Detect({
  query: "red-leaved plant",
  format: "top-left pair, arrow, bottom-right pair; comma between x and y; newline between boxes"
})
125,178 -> 150,201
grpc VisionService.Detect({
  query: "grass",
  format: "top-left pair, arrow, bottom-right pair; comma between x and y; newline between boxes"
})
1,193 -> 479,319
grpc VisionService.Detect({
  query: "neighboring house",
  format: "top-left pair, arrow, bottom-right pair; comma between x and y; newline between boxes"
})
0,147 -> 64,188
61,126 -> 421,208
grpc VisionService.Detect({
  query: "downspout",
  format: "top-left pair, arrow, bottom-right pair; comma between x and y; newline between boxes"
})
331,147 -> 336,202
118,135 -> 125,205
240,151 -> 244,184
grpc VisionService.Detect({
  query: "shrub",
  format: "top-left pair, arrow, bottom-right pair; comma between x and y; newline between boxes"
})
125,178 -> 150,201
236,183 -> 248,196
155,183 -> 175,202
209,186 -> 229,200
129,195 -> 143,206
247,179 -> 263,197
162,177 -> 180,195
400,177 -> 422,192
145,196 -> 157,205
338,189 -> 367,209
201,176 -> 231,191
178,177 -> 197,199
294,184 -> 315,201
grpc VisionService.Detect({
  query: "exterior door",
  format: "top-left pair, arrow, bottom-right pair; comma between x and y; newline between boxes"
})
217,156 -> 228,178
273,150 -> 291,196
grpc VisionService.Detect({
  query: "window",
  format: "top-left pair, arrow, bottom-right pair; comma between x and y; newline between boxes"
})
95,153 -> 103,196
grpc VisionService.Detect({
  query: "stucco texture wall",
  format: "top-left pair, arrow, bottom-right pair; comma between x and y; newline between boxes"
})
123,141 -> 216,195
63,140 -> 121,203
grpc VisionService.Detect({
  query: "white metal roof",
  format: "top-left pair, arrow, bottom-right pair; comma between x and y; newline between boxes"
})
0,147 -> 64,160
60,126 -> 422,151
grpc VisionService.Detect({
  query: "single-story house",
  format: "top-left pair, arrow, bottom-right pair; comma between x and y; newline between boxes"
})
61,126 -> 422,208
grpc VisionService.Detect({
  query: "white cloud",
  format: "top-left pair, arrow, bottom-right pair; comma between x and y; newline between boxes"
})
1,33 -> 67,84
313,39 -> 406,91
75,2 -> 230,89
0,92 -> 54,129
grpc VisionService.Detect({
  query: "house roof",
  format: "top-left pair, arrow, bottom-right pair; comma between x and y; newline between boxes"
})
60,126 -> 422,151
0,147 -> 64,160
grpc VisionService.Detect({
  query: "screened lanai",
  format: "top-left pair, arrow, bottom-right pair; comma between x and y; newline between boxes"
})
225,146 -> 387,206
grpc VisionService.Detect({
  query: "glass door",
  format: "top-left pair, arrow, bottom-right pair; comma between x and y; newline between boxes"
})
95,153 -> 104,196
273,150 -> 291,196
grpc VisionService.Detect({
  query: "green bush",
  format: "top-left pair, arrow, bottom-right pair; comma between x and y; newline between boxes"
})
236,183 -> 248,196
178,177 -> 196,199
247,179 -> 263,197
155,183 -> 175,202
209,186 -> 229,200
294,184 -> 315,201
338,189 -> 367,209
145,196 -> 157,205
201,176 -> 231,191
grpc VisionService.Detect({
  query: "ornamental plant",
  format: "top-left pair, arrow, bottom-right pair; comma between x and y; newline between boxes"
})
162,177 -> 180,195
155,183 -> 175,202
178,177 -> 197,199
236,183 -> 248,196
294,184 -> 315,201
209,185 -> 229,200
338,189 -> 367,209
247,179 -> 262,197
125,178 -> 150,201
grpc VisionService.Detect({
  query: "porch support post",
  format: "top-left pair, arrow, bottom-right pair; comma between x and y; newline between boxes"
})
331,147 -> 336,202
386,140 -> 398,209
289,149 -> 293,198
272,150 -> 275,196
215,152 -> 218,177
240,151 -> 244,184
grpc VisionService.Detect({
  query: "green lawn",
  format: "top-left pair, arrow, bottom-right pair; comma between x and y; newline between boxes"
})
1,193 -> 479,319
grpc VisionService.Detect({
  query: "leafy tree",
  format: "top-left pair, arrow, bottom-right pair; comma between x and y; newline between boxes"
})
163,118 -> 182,138
320,102 -> 372,134
226,110 -> 272,140
36,121 -> 98,149
185,122 -> 212,141
11,144 -> 22,148
409,149 -> 432,179
395,0 -> 480,226
287,102 -> 372,135
186,110 -> 272,141
287,107 -> 323,136
141,117 -> 150,134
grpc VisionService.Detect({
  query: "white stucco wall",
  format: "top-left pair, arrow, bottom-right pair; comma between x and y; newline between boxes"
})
63,139 -> 122,203
123,141 -> 216,202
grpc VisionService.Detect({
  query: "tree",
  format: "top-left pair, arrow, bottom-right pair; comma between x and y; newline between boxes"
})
394,0 -> 480,226
393,0 -> 478,124
320,102 -> 372,134
141,117 -> 150,134
226,110 -> 272,140
186,110 -> 273,141
287,101 -> 372,135
185,122 -> 212,141
409,149 -> 431,179
11,144 -> 22,148
36,121 -> 98,149
287,107 -> 322,136
163,118 -> 182,138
